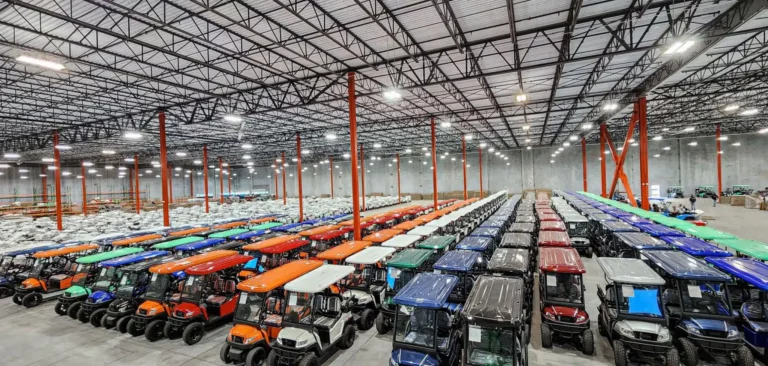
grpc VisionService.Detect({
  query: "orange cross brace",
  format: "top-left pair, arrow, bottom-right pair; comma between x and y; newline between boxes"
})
602,112 -> 638,207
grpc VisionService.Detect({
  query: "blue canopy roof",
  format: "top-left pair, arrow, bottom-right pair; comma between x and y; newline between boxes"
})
661,237 -> 732,258
433,250 -> 482,272
99,250 -> 169,267
322,213 -> 351,221
4,243 -> 66,256
229,230 -> 266,241
604,209 -> 632,218
479,218 -> 507,228
174,238 -> 227,252
272,221 -> 318,232
615,232 -> 672,250
588,213 -> 618,222
621,215 -> 653,225
643,251 -> 731,281
706,257 -> 768,291
469,227 -> 501,239
456,236 -> 492,251
601,220 -> 640,232
393,273 -> 458,309
635,223 -> 685,237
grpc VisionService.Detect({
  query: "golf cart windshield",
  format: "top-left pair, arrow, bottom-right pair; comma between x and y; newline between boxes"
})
680,280 -> 731,316
145,273 -> 172,300
28,258 -> 48,278
544,273 -> 583,304
72,264 -> 93,286
0,255 -> 14,271
466,325 -> 517,366
181,275 -> 205,301
93,267 -> 118,290
618,284 -> 663,318
343,264 -> 386,290
394,305 -> 451,350
234,292 -> 267,324
115,272 -> 143,298
388,268 -> 417,292
283,292 -> 313,325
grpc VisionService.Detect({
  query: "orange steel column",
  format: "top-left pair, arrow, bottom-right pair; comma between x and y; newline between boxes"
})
128,168 -> 134,202
190,172 -> 193,197
41,165 -> 47,203
581,137 -> 588,191
53,132 -> 63,231
218,158 -> 225,204
430,117 -> 438,211
330,156 -> 334,198
348,72 -> 362,241
203,146 -> 210,213
228,168 -> 232,195
281,152 -> 287,205
462,136 -> 468,200
638,97 -> 650,210
478,147 -> 483,199
274,162 -> 279,200
600,124 -> 607,198
716,125 -> 723,202
167,164 -> 173,204
81,163 -> 87,216
360,144 -> 365,211
134,154 -> 141,214
396,153 -> 401,204
159,111 -> 171,227
297,133 -> 304,221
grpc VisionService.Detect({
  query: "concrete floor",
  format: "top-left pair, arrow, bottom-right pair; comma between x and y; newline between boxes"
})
0,199 -> 765,366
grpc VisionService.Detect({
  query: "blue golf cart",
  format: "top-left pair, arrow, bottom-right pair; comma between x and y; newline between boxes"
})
433,250 -> 485,303
456,236 -> 494,260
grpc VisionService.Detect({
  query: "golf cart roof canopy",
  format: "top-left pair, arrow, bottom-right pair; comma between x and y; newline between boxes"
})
561,214 -> 588,223
456,236 -> 492,251
463,276 -> 524,325
643,251 -> 731,281
212,221 -> 248,230
706,257 -> 768,291
677,226 -> 736,241
242,235 -> 300,251
540,221 -> 566,231
174,238 -> 227,252
596,258 -> 665,285
310,228 -> 351,241
185,254 -> 252,275
537,231 -> 572,247
207,228 -> 249,239
386,249 -> 433,269
407,225 -> 439,237
714,238 -> 768,260
34,244 -> 98,258
469,227 -> 500,238
228,230 -> 265,241
393,273 -> 459,309
298,225 -> 340,237
382,234 -> 421,249
614,232 -> 672,250
317,241 -> 372,261
433,250 -> 482,272
634,223 -> 685,238
151,236 -> 205,250
620,215 -> 653,225
150,250 -> 238,274
487,248 -> 529,274
660,236 -> 732,258
539,247 -> 585,274
250,222 -> 283,231
588,213 -> 618,222
5,243 -> 66,256
169,227 -> 210,237
345,246 -> 396,265
508,223 -> 535,234
363,229 -> 403,243
393,220 -> 422,231
237,259 -> 324,293
416,236 -> 454,250
120,254 -> 179,272
479,218 -> 507,228
285,264 -> 355,293
112,234 -> 164,246
98,250 -> 168,267
499,233 -> 532,248
260,239 -> 311,254
76,247 -> 145,264
601,221 -> 641,233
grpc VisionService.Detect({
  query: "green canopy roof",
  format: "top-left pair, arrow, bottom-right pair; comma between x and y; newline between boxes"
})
76,247 -> 144,264
387,249 -> 432,269
208,228 -> 249,238
251,222 -> 283,231
416,236 -> 454,250
152,236 -> 204,249
678,226 -> 735,241
714,239 -> 768,260
650,216 -> 693,229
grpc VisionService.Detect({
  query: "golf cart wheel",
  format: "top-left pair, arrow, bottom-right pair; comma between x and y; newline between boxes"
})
541,323 -> 553,348
612,340 -> 628,366
665,347 -> 679,366
144,319 -> 165,342
337,324 -> 356,350
375,313 -> 390,334
182,322 -> 205,345
22,292 -> 43,308
358,308 -> 375,330
163,321 -> 182,340
597,317 -> 607,337
581,329 -> 594,355
127,319 -> 143,337
54,302 -> 68,316
67,302 -> 81,319
677,337 -> 698,366
101,314 -> 115,329
735,345 -> 753,366
12,293 -> 22,305
298,353 -> 318,366
585,247 -> 593,258
265,351 -> 278,366
116,316 -> 130,334
244,346 -> 266,366
219,344 -> 232,364
90,308 -> 107,327
77,307 -> 90,323
0,286 -> 13,299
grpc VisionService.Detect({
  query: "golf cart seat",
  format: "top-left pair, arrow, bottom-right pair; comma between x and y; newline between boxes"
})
49,274 -> 69,282
314,296 -> 341,330
206,280 -> 236,305
741,302 -> 768,332
663,289 -> 682,317
436,311 -> 451,350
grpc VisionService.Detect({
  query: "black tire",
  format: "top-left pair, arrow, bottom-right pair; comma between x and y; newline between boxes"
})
12,293 -> 22,305
585,247 -> 593,258
597,316 -> 607,337
144,319 -> 165,342
541,323 -> 553,348
665,347 -> 679,366
735,345 -> 754,366
163,321 -> 182,340
265,352 -> 278,366
375,312 -> 390,334
581,329 -> 594,355
613,340 -> 628,366
358,308 -> 375,331
182,322 -> 205,345
116,316 -> 130,334
128,319 -> 143,337
101,314 -> 116,329
54,302 -> 68,316
22,293 -> 43,308
0,285 -> 13,299
67,302 -> 81,319
677,337 -> 698,366
337,324 -> 356,350
90,308 -> 107,327
77,307 -> 90,323
245,346 -> 266,366
219,344 -> 232,364
298,353 -> 318,366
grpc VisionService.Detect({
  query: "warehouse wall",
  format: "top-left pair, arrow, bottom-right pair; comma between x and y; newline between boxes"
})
0,133 -> 765,206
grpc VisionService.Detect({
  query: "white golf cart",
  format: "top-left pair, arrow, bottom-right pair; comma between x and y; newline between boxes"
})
341,246 -> 396,330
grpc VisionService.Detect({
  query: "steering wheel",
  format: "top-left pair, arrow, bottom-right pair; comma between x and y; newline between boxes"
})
695,299 -> 715,312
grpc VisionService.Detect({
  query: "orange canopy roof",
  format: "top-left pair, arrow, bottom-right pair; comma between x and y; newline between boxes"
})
393,220 -> 422,231
362,229 -> 403,243
150,250 -> 237,274
112,234 -> 163,246
169,227 -> 210,237
242,235 -> 300,251
317,241 -> 372,261
249,217 -> 276,224
33,244 -> 99,258
214,221 -> 248,230
298,225 -> 340,237
237,260 -> 323,293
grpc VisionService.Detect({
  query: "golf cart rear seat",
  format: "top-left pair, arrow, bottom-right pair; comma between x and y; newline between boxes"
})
741,302 -> 768,332
663,289 -> 682,318
314,296 -> 341,330
206,280 -> 236,306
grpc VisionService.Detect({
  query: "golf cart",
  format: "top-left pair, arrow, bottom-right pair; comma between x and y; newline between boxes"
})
173,238 -> 227,256
594,221 -> 640,257
266,265 -> 358,366
363,228 -> 404,245
562,213 -> 593,257
240,235 -> 301,276
667,186 -> 684,198
596,258 -> 678,366
0,243 -> 66,298
634,223 -> 686,239
487,248 -> 533,311
613,232 -> 674,260
468,227 -> 503,248
164,254 -> 253,345
341,246 -> 396,330
643,251 -> 752,366
376,248 -> 433,335
389,273 -> 463,366
538,247 -> 594,355
298,225 -> 340,241
219,259 -> 323,366
433,250 -> 486,303
415,235 -> 454,266
382,234 -> 422,252
13,244 -> 99,308
462,276 -> 529,366
131,250 -> 239,340
537,231 -> 572,248
308,228 -> 352,252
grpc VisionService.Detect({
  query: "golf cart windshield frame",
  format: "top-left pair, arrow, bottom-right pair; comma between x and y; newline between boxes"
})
114,270 -> 143,298
676,279 -> 734,320
180,274 -> 206,303
92,266 -> 120,291
607,281 -> 667,324
463,322 -> 524,366
541,272 -> 585,308
344,263 -> 386,292
233,290 -> 273,327
393,304 -> 450,356
144,273 -> 174,301
72,263 -> 94,286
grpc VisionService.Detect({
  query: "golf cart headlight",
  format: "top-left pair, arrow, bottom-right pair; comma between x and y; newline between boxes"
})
275,337 -> 282,345
243,337 -> 256,345
390,358 -> 398,366
295,339 -> 309,347
575,314 -> 587,323
728,329 -> 739,338
147,308 -> 157,316
617,323 -> 635,338
685,324 -> 701,335
543,312 -> 556,321
658,329 -> 671,342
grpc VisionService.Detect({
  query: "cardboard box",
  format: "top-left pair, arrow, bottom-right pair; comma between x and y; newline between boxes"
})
730,196 -> 746,206
720,196 -> 731,205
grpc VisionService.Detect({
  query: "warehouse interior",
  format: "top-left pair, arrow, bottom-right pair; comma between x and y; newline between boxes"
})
1,0 -> 768,365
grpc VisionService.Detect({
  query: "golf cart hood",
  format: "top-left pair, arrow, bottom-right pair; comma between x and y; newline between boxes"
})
63,285 -> 90,298
277,327 -> 316,347
390,349 -> 439,366
682,318 -> 738,333
173,302 -> 203,318
87,290 -> 115,304
342,289 -> 373,305
543,305 -> 588,321
618,320 -> 666,334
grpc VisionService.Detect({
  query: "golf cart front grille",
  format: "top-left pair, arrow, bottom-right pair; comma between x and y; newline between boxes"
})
558,316 -> 575,322
634,332 -> 658,341
138,309 -> 147,315
702,330 -> 727,338
281,339 -> 296,347
232,336 -> 244,344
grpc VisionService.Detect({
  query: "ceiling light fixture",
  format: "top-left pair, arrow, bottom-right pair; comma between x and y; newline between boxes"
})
603,103 -> 618,111
569,135 -> 578,141
582,123 -> 593,130
102,150 -> 116,155
242,143 -> 253,149
124,131 -> 142,139
652,136 -> 663,141
740,109 -> 759,116
382,89 -> 402,102
732,142 -> 741,146
515,93 -> 527,103
17,55 -> 65,70
223,115 -> 243,123
724,105 -> 740,111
